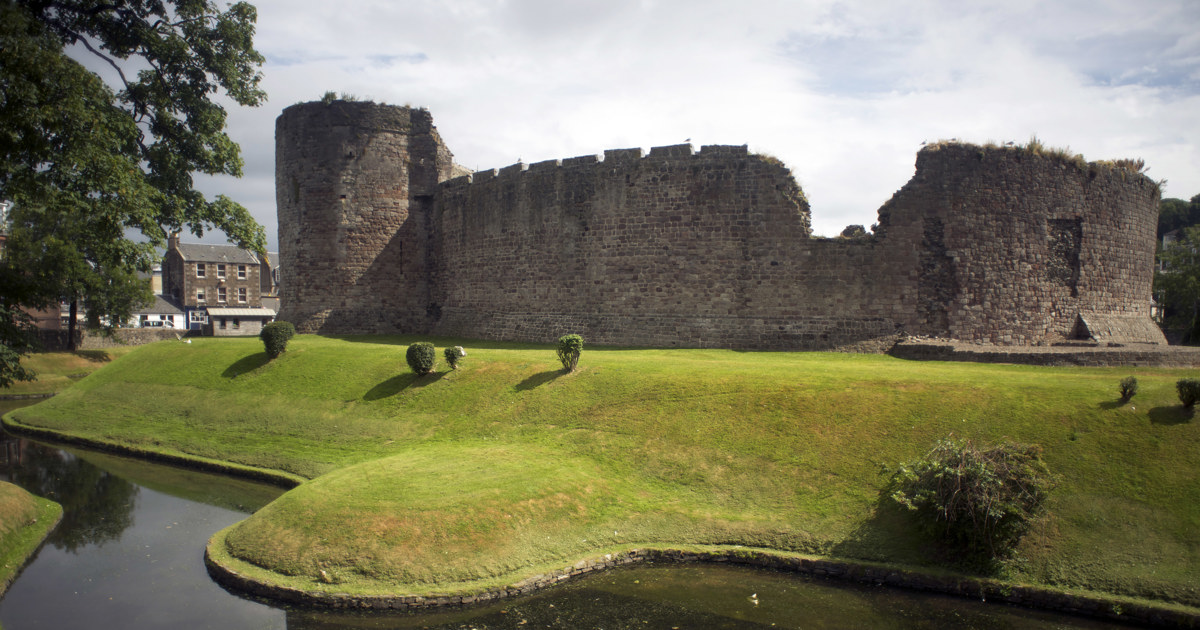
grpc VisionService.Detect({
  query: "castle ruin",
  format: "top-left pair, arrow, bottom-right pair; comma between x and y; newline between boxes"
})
275,100 -> 1165,350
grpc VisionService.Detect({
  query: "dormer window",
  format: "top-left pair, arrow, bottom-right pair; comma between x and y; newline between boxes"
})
196,263 -> 206,278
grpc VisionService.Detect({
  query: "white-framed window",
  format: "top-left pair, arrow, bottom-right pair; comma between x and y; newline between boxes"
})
196,288 -> 206,302
217,287 -> 227,302
217,264 -> 226,279
237,264 -> 247,279
237,287 -> 247,303
189,311 -> 208,324
196,263 -> 206,278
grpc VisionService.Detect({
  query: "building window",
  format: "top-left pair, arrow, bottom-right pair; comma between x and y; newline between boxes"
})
189,311 -> 208,324
232,319 -> 240,330
196,263 -> 206,278
219,318 -> 227,330
237,264 -> 247,279
217,287 -> 227,303
238,287 -> 247,303
196,288 -> 206,302
217,264 -> 226,279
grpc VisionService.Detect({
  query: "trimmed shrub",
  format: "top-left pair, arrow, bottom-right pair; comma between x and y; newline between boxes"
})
886,438 -> 1055,559
444,346 -> 466,370
406,342 -> 436,376
1119,376 -> 1138,401
1177,378 -> 1200,408
556,334 -> 583,372
259,321 -> 296,359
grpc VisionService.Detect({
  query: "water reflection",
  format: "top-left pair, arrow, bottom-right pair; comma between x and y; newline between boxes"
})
1,439 -> 138,552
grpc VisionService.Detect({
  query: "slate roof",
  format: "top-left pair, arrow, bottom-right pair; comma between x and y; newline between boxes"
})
137,295 -> 184,315
176,243 -> 260,264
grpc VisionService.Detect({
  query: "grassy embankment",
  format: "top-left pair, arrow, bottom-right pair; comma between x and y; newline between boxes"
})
4,335 -> 1198,607
0,482 -> 62,596
0,347 -> 136,397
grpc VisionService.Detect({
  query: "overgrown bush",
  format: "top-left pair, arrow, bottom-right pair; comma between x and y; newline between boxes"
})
259,321 -> 296,360
1119,376 -> 1138,401
1177,378 -> 1200,408
886,438 -> 1055,559
406,342 -> 436,376
556,334 -> 583,372
444,346 -> 466,370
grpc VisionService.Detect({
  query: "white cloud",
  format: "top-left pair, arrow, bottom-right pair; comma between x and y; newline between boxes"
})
182,0 -> 1200,246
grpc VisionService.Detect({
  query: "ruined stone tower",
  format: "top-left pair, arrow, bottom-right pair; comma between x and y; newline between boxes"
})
277,101 -> 1164,350
275,101 -> 453,333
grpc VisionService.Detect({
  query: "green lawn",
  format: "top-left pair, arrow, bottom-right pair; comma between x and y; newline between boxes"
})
1,347 -> 137,396
0,482 -> 61,597
5,335 -> 1198,606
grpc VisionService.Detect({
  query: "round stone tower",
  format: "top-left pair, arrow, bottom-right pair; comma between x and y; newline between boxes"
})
275,100 -> 453,333
878,143 -> 1163,345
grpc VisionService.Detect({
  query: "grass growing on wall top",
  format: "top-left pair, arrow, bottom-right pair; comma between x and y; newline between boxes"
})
6,335 -> 1199,605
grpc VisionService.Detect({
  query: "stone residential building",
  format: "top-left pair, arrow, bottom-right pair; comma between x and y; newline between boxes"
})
161,234 -> 276,336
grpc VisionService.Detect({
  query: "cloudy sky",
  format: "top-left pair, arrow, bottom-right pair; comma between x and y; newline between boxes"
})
191,0 -> 1200,249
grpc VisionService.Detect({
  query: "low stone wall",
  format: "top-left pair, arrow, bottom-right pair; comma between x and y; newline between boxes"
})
36,328 -> 187,351
890,340 -> 1200,368
204,544 -> 1200,627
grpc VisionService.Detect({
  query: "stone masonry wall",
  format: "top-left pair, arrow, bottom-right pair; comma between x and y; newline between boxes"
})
276,102 -> 1163,350
275,101 -> 452,334
429,145 -> 900,349
877,144 -> 1162,345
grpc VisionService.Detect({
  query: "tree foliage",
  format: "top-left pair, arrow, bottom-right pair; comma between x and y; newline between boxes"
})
556,334 -> 583,372
259,321 -> 295,360
0,0 -> 266,375
886,438 -> 1055,561
406,342 -> 436,376
1157,194 -> 1200,241
1155,223 -> 1200,339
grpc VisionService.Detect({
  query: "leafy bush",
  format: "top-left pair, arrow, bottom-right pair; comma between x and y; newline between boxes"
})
406,342 -> 436,376
1177,378 -> 1200,408
886,438 -> 1055,559
259,321 -> 296,360
556,334 -> 583,372
1119,376 -> 1138,401
443,346 -> 466,370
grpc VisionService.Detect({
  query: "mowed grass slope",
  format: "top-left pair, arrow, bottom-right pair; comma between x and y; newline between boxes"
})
6,335 -> 1199,604
0,482 -> 61,595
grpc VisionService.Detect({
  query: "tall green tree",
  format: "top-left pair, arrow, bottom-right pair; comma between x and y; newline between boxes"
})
1155,221 -> 1200,342
1157,194 -> 1200,240
0,0 -> 267,373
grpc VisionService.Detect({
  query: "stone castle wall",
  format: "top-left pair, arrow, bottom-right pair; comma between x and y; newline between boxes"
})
276,101 -> 1164,350
275,101 -> 451,333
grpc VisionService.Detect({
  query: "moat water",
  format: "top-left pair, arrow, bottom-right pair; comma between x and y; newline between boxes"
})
0,404 -> 1141,629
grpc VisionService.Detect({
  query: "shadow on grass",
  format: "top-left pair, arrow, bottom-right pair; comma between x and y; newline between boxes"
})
363,372 -> 445,400
75,350 -> 112,362
222,353 -> 270,378
1148,406 -> 1194,425
514,370 -> 566,392
1097,398 -> 1132,410
831,492 -> 1000,577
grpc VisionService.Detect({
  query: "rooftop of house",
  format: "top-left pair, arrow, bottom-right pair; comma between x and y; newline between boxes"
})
137,295 -> 184,315
175,242 -> 261,265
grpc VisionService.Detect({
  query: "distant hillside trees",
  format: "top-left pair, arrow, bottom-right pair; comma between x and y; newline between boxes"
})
1154,194 -> 1200,342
